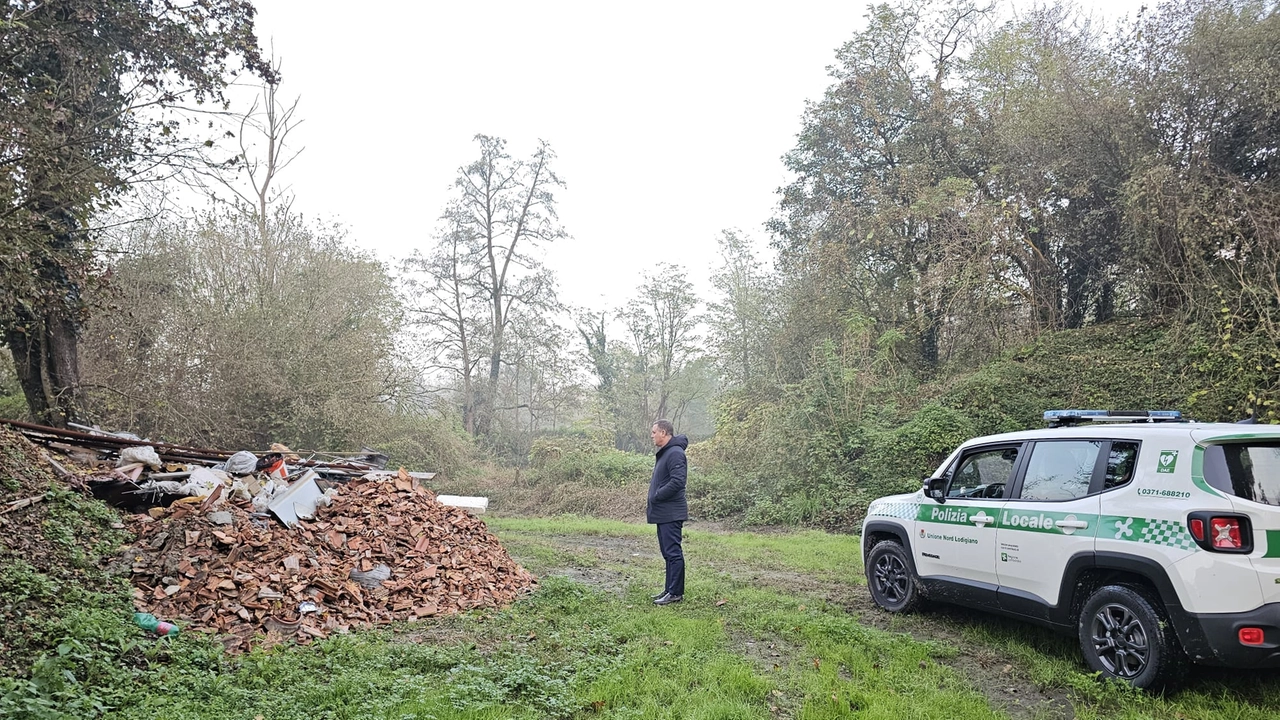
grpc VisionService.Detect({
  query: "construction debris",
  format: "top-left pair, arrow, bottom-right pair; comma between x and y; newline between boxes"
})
266,470 -> 324,526
1,419 -> 400,481
0,420 -> 531,654
124,471 -> 535,652
436,495 -> 490,514
0,419 -> 435,521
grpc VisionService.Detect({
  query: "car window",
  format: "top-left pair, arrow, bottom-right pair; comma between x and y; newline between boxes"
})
1204,442 -> 1280,506
947,447 -> 1018,499
1104,442 -> 1139,490
1019,440 -> 1101,501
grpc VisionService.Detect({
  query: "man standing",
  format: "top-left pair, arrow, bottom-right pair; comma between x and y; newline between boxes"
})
648,419 -> 688,606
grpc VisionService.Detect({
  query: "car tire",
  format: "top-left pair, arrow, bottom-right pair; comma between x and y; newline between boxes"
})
1077,584 -> 1187,690
866,540 -> 921,613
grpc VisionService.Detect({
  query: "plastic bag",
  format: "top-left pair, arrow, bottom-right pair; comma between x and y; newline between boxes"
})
315,488 -> 339,508
250,477 -> 287,512
349,564 -> 391,589
222,451 -> 258,476
118,446 -> 162,470
178,467 -> 229,497
228,480 -> 251,501
140,480 -> 185,494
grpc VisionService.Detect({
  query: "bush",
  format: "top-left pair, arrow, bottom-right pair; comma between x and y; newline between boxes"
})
855,404 -> 976,494
362,411 -> 477,480
526,436 -> 652,488
687,468 -> 754,520
690,320 -> 1247,532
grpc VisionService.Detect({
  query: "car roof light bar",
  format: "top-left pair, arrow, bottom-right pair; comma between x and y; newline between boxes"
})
1044,409 -> 1184,427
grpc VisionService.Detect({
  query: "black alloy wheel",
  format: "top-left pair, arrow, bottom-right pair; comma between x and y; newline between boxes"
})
1090,602 -> 1150,678
1077,584 -> 1186,690
866,540 -> 920,613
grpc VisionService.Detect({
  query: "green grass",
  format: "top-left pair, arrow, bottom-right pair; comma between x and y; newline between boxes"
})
955,617 -> 1280,720
486,516 -> 865,585
688,528 -> 865,586
69,517 -> 998,720
8,509 -> 1280,719
486,517 -> 1280,720
487,515 -> 654,537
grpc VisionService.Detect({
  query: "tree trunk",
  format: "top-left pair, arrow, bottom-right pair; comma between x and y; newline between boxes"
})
5,308 -> 82,427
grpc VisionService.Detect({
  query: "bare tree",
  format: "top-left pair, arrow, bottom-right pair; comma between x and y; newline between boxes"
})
445,135 -> 566,434
598,264 -> 707,449
402,226 -> 487,434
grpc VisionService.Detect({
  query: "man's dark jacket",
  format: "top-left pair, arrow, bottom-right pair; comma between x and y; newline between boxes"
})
647,434 -> 688,524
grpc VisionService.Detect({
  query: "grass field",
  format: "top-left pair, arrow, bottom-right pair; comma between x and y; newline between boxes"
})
43,515 -> 1270,720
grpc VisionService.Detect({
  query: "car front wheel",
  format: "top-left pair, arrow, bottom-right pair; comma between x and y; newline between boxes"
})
1078,584 -> 1186,690
866,540 -> 920,613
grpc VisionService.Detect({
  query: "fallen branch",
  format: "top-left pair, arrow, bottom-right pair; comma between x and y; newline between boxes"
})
40,451 -> 73,479
1,494 -> 46,515
42,451 -> 88,491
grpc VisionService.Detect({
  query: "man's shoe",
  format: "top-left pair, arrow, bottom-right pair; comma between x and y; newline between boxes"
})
651,592 -> 667,600
653,593 -> 683,606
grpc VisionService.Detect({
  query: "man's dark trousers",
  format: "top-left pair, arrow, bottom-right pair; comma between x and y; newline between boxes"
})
657,521 -> 685,597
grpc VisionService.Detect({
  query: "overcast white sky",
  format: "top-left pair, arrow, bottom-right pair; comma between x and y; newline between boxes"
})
242,0 -> 1150,312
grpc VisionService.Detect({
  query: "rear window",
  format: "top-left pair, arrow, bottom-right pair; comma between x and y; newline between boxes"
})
1104,442 -> 1140,490
1203,443 -> 1280,506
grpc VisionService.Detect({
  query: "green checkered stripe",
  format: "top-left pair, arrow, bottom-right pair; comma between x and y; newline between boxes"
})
1100,515 -> 1198,552
867,500 -> 919,520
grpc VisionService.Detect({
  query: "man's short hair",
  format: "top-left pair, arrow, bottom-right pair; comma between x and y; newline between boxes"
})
652,419 -> 675,436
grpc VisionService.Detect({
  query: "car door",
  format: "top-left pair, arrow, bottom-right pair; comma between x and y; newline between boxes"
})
995,439 -> 1129,620
914,443 -> 1021,602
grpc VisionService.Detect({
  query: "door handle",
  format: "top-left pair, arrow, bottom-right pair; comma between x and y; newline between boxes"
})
1055,520 -> 1089,529
970,512 -> 995,527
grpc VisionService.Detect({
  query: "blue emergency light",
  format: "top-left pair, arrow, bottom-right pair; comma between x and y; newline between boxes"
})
1044,409 -> 1183,427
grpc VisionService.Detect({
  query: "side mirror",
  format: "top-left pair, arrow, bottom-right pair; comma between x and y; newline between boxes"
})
923,476 -> 946,503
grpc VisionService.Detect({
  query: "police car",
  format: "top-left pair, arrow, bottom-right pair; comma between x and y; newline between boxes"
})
861,410 -> 1280,689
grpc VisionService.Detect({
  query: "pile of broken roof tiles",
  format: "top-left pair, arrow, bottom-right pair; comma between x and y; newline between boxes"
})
125,471 -> 535,652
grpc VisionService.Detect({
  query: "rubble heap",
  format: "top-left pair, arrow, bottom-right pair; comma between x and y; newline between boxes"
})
126,472 -> 535,651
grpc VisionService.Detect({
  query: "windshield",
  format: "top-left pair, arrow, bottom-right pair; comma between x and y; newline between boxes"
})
1203,442 -> 1280,506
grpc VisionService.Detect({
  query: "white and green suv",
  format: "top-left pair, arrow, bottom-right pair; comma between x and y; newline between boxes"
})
861,410 -> 1280,689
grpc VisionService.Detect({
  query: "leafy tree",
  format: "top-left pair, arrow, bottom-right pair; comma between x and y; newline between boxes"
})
79,209 -> 407,450
772,0 -> 993,370
1116,0 -> 1280,420
707,230 -> 777,387
78,69 -> 418,451
968,5 -> 1128,330
0,0 -> 271,426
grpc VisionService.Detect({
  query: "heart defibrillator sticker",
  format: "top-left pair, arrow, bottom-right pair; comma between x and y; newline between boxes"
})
1157,450 -> 1178,474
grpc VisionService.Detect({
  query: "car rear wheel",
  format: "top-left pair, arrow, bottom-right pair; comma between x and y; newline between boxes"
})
866,540 -> 920,613
1078,584 -> 1186,690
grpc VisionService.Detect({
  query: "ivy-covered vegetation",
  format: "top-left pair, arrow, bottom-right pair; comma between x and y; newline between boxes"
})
681,0 -> 1280,529
691,321 -> 1215,530
0,430 -> 137,717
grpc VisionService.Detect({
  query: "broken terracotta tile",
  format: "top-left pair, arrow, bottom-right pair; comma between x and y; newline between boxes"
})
123,478 -> 535,653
